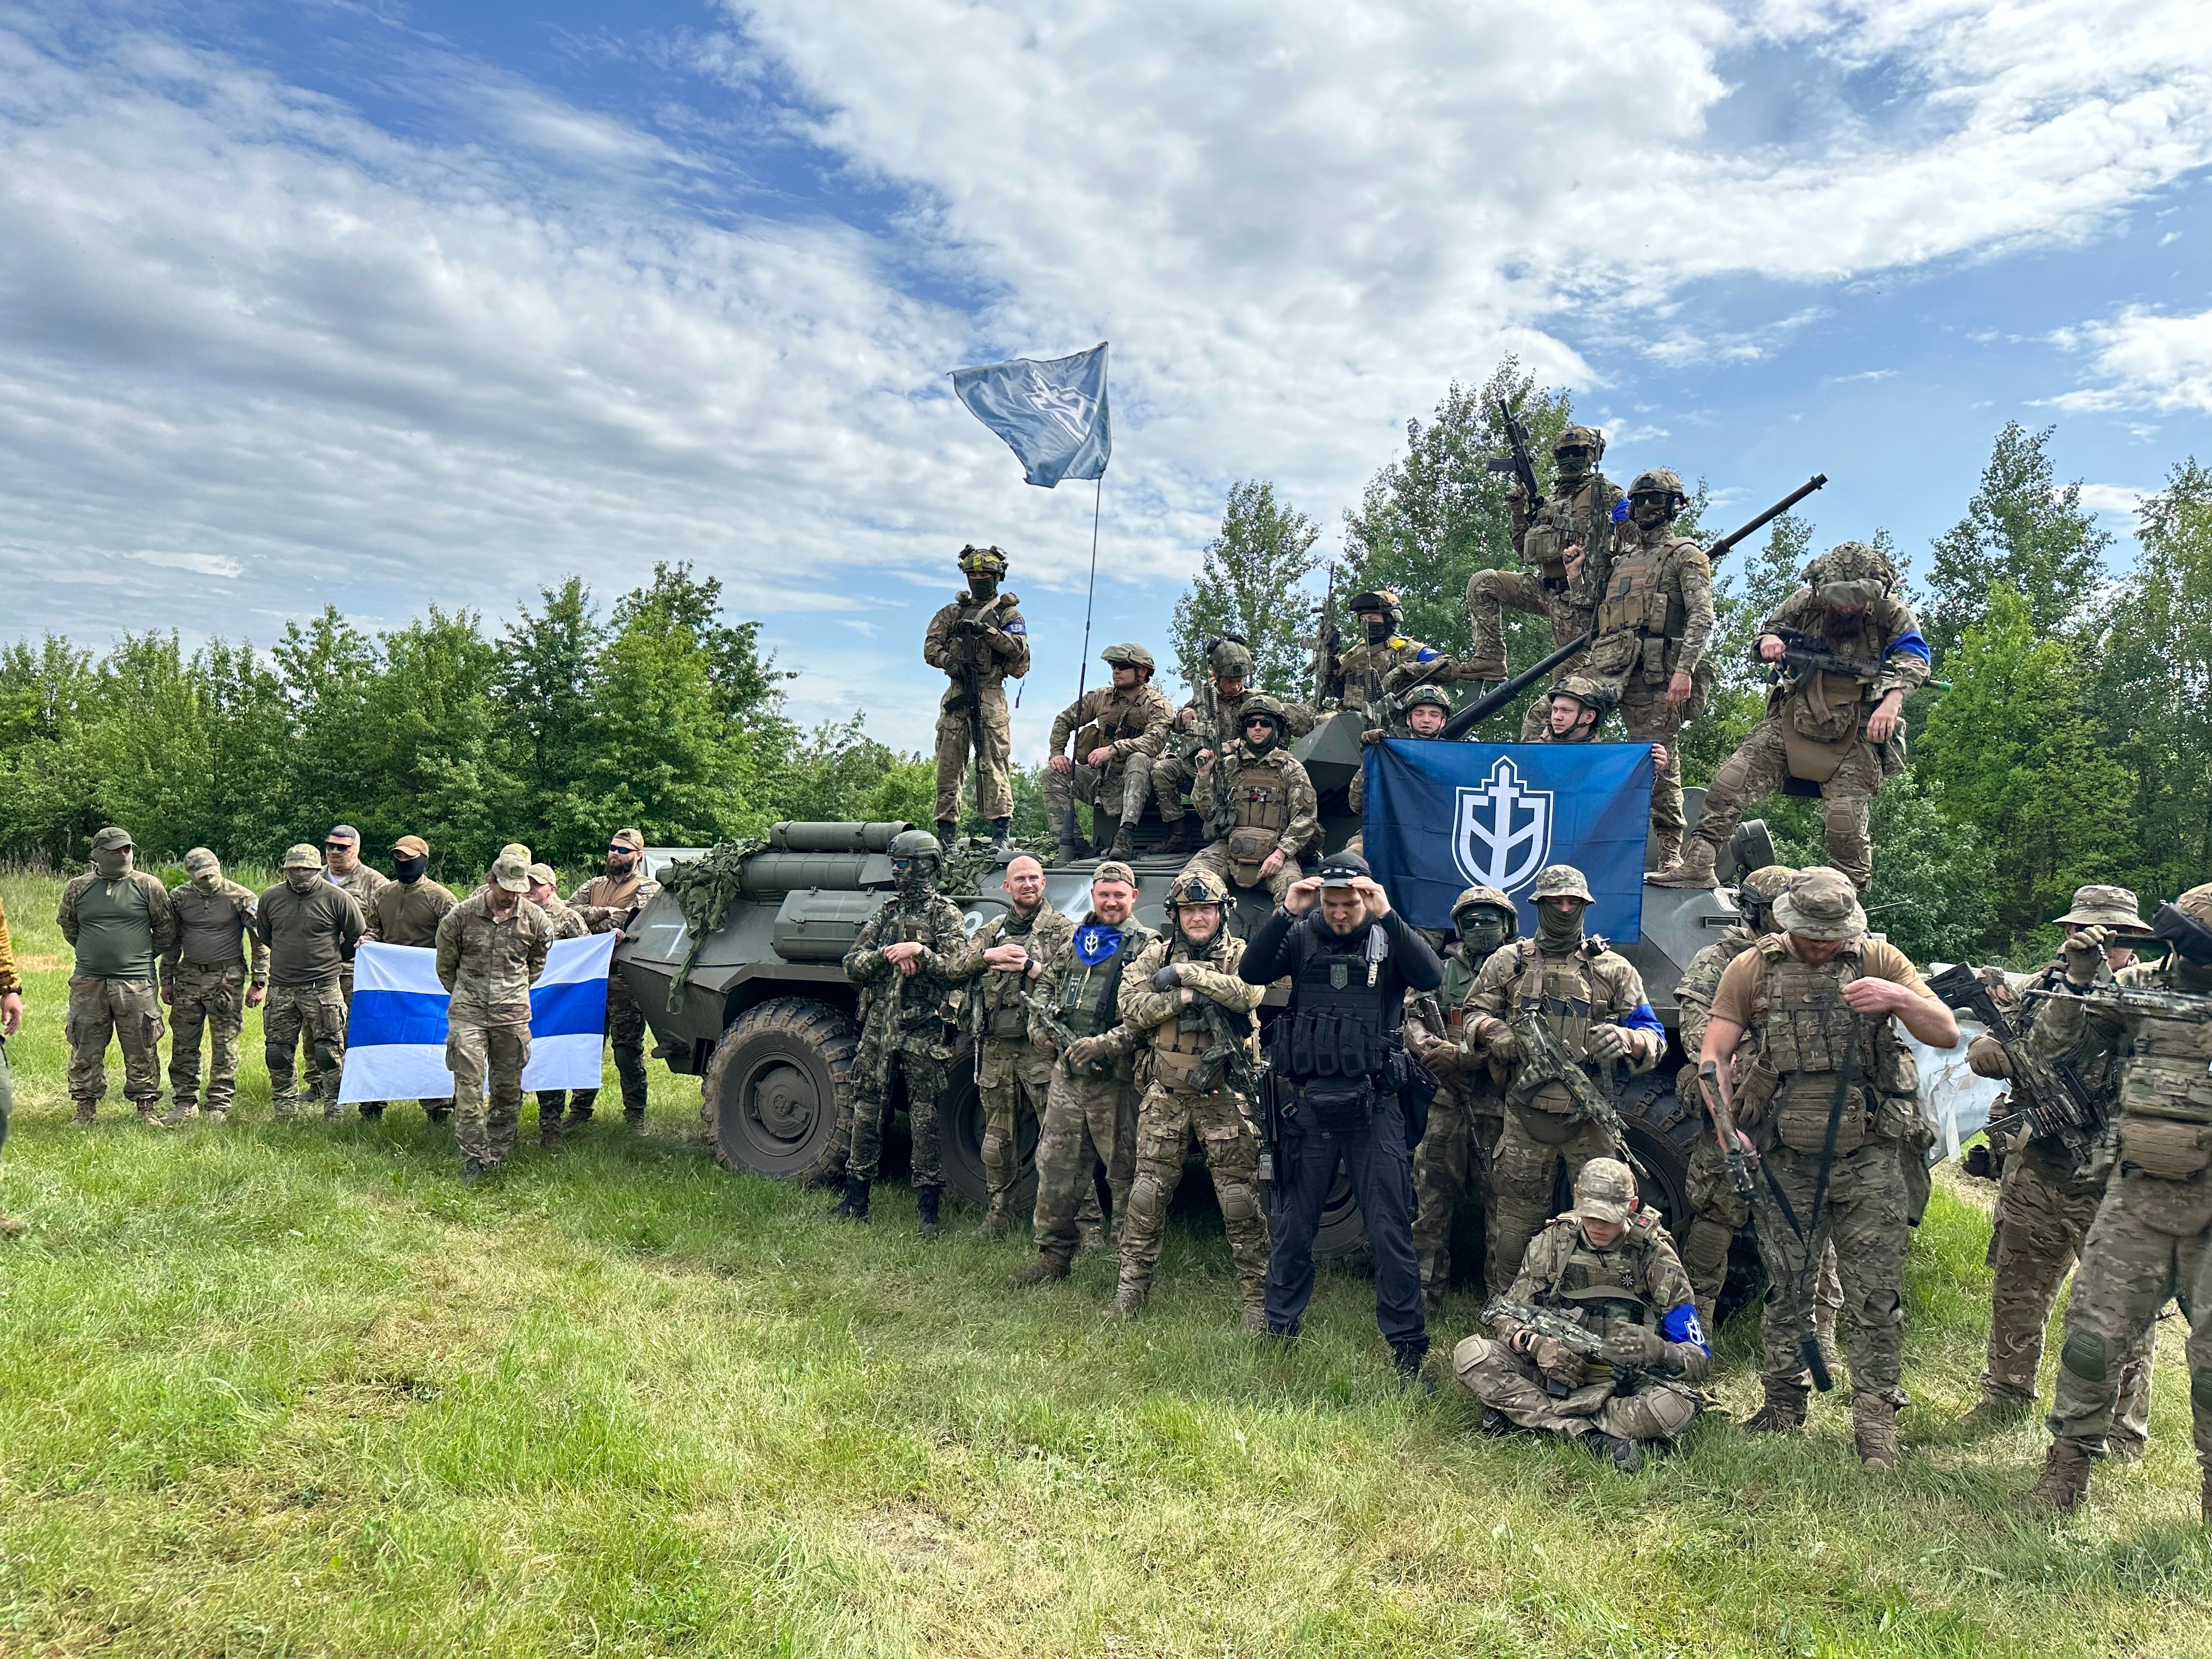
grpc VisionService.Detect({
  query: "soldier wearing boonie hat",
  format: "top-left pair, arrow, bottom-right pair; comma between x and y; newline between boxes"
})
435,849 -> 551,1183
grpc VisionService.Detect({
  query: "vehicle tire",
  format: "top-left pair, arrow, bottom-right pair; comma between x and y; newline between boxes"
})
1613,1072 -> 1764,1319
703,997 -> 857,1184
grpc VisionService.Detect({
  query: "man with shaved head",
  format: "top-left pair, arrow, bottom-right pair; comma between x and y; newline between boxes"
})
945,854 -> 1077,1235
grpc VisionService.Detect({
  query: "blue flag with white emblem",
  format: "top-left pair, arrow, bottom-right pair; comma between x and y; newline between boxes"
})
950,343 -> 1111,487
1362,741 -> 1655,940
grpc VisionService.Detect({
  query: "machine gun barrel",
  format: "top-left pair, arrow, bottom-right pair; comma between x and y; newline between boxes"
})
1437,633 -> 1592,740
1708,474 -> 1827,562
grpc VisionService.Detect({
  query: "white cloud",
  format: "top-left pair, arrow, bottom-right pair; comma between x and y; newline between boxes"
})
129,549 -> 242,578
1826,369 -> 1898,384
2050,305 -> 2212,413
2076,482 -> 2148,516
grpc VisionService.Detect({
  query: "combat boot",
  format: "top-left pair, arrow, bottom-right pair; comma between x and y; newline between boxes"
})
138,1103 -> 169,1127
1009,1254 -> 1070,1287
1852,1395 -> 1900,1470
1091,807 -> 1116,854
1460,654 -> 1506,682
1743,1383 -> 1807,1435
1646,836 -> 1719,889
323,1101 -> 344,1123
974,1203 -> 1013,1240
160,1101 -> 199,1127
358,1102 -> 384,1120
1392,1338 -> 1434,1393
1111,1280 -> 1148,1318
426,1103 -> 455,1124
1161,816 -> 1198,855
827,1176 -> 871,1221
1243,1299 -> 1269,1335
1108,825 -> 1138,860
934,818 -> 958,849
71,1101 -> 97,1126
2025,1439 -> 2092,1515
916,1186 -> 943,1239
539,1113 -> 564,1150
1583,1430 -> 1644,1473
1057,837 -> 1086,865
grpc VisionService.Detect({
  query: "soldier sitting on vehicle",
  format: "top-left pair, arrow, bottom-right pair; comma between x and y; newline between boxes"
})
1530,675 -> 1613,746
1183,695 -> 1319,905
1155,638 -> 1314,855
1043,644 -> 1175,863
1327,590 -> 1460,718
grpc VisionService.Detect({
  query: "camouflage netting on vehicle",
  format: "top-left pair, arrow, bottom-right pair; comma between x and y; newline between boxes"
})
938,834 -> 1057,899
658,839 -> 770,1008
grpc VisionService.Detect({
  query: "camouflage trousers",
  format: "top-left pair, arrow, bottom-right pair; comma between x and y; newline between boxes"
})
1617,684 -> 1686,871
167,961 -> 247,1113
1177,840 -> 1302,906
66,975 -> 164,1113
1985,1135 -> 2152,1447
1487,1105 -> 1625,1296
934,688 -> 1014,823
449,1017 -> 530,1167
2047,1163 -> 2211,1465
1465,566 -> 1592,696
1042,754 -> 1155,841
1118,1081 -> 1269,1307
1753,1138 -> 1911,1407
846,1033 -> 948,1188
1689,719 -> 1882,890
1412,1085 -> 1495,1311
1152,753 -> 1199,823
1679,1128 -> 1843,1341
1452,1334 -> 1701,1444
264,978 -> 348,1117
569,972 -> 648,1119
1032,1065 -> 1136,1266
977,1036 -> 1055,1221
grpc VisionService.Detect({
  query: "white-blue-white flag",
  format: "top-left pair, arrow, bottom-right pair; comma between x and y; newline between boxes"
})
950,342 -> 1111,487
336,934 -> 617,1103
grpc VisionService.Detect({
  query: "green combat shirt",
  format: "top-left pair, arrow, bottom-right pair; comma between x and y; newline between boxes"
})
435,893 -> 550,1027
58,870 -> 174,981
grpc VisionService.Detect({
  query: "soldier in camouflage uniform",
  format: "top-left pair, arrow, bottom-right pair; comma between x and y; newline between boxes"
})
1344,684 -> 1457,859
1011,861 -> 1157,1286
2025,883 -> 2212,1519
1578,470 -> 1715,871
1652,542 -> 1932,893
160,848 -> 268,1125
1043,645 -> 1175,862
941,853 -> 1077,1235
1184,695 -> 1320,906
1696,868 -> 1957,1466
258,844 -> 366,1121
435,850 -> 550,1183
524,864 -> 590,1148
924,545 -> 1031,850
57,827 -> 175,1125
1114,870 -> 1271,1324
1326,590 -> 1459,720
830,830 -> 968,1234
1466,424 -> 1624,738
313,826 -> 388,1110
1530,676 -> 1612,745
1154,638 -> 1314,856
1463,865 -> 1667,1294
568,828 -> 660,1127
1957,885 -> 2157,1446
1453,1158 -> 1709,1471
1405,885 -> 1515,1312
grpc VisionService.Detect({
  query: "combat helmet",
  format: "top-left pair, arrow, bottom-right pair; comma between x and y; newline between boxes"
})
1627,468 -> 1687,506
2152,884 -> 2212,967
1401,684 -> 1452,715
1804,540 -> 1897,609
1165,868 -> 1229,911
888,828 -> 944,861
1551,674 -> 1613,717
1207,636 -> 1254,680
1554,424 -> 1606,460
957,543 -> 1008,577
1238,692 -> 1286,748
1452,884 -> 1519,939
1531,864 -> 1594,903
1101,642 -> 1156,674
1733,863 -> 1797,928
1346,589 -> 1405,628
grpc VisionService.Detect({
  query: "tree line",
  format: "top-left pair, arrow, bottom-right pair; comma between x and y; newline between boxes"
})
5,364 -> 2204,969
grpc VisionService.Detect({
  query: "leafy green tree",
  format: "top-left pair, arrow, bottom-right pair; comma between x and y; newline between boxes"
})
1167,480 -> 1322,699
1926,422 -> 2109,659
493,579 -> 608,860
352,611 -> 505,874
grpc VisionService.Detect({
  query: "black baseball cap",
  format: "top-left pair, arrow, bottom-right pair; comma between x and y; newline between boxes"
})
1317,851 -> 1372,889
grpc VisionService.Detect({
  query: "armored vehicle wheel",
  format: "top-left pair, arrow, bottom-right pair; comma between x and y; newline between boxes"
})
1615,1071 -> 1700,1237
937,1069 -> 1036,1214
704,997 -> 857,1184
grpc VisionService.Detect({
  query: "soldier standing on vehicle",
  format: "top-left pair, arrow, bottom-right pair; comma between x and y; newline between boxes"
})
831,830 -> 968,1234
160,848 -> 267,1126
0,888 -> 22,1234
436,850 -> 550,1184
362,834 -> 460,1124
1462,865 -> 1666,1296
1452,1158 -> 1709,1471
567,828 -> 659,1128
1114,870 -> 1271,1325
1576,470 -> 1714,871
524,864 -> 590,1149
1957,886 -> 2158,1446
1009,861 -> 1156,1286
924,545 -> 1030,851
2024,883 -> 2212,1517
1345,684 -> 1458,857
1043,645 -> 1175,862
1154,639 -> 1314,856
1182,696 -> 1319,906
1325,590 -> 1459,720
1404,885 -> 1516,1313
57,827 -> 174,1126
1240,853 -> 1444,1382
258,844 -> 365,1122
941,853 -> 1075,1236
1650,542 -> 1931,893
1696,867 -> 1956,1467
1466,425 -> 1623,737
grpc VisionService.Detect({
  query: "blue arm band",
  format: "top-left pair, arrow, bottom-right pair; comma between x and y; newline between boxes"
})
1660,1303 -> 1710,1354
1886,630 -> 1932,663
1622,1002 -> 1663,1036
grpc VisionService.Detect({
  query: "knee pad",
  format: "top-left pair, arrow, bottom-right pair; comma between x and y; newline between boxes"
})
1630,1385 -> 1699,1440
1682,1218 -> 1734,1280
2061,1329 -> 2107,1384
1219,1181 -> 1259,1223
1127,1175 -> 1167,1228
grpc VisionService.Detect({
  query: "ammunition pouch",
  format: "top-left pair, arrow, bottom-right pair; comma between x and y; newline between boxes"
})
1226,825 -> 1280,880
1150,1045 -> 1207,1092
988,1008 -> 1028,1040
1513,1095 -> 1583,1143
1301,1079 -> 1375,1135
1773,1075 -> 1869,1156
1781,724 -> 1854,785
2117,1115 -> 2212,1181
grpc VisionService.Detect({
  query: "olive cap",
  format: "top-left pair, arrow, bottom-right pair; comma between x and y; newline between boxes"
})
609,827 -> 646,852
1773,866 -> 1866,941
281,843 -> 323,871
1091,860 -> 1138,887
525,862 -> 559,887
92,826 -> 134,851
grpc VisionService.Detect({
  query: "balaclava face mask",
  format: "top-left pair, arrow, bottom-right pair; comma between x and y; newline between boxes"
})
1364,617 -> 1392,645
894,857 -> 936,905
393,854 -> 429,884
1554,445 -> 1593,484
1631,495 -> 1672,532
191,864 -> 224,895
1457,907 -> 1513,961
1243,717 -> 1280,755
1537,897 -> 1587,950
286,866 -> 321,895
93,846 -> 133,880
967,573 -> 998,602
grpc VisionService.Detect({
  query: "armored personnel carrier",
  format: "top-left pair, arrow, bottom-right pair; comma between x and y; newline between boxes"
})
614,710 -> 1778,1280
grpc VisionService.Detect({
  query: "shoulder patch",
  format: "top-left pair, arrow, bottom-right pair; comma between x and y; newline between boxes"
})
1003,618 -> 1026,636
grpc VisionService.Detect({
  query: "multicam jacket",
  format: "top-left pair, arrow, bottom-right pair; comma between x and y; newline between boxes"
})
434,893 -> 551,1026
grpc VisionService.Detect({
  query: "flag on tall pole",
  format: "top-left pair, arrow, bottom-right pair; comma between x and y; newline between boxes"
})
950,343 -> 1111,487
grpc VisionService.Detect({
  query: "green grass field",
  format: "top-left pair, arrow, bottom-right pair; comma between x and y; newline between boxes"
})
1,871 -> 2207,1657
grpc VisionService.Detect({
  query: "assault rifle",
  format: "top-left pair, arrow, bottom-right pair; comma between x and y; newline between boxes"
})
1764,626 -> 1882,684
1020,990 -> 1080,1068
1696,1058 -> 1757,1199
1437,633 -> 1593,740
1310,562 -> 1340,708
1184,992 -> 1260,1098
1485,399 -> 1545,515
1503,1005 -> 1644,1177
1706,475 -> 1827,563
1481,1296 -> 1649,1393
2027,981 -> 2212,1030
945,592 -> 1018,783
1928,965 -> 2104,1163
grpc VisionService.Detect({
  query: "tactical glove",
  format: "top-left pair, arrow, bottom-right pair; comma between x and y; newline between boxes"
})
1587,1024 -> 1630,1064
1471,1019 -> 1517,1060
1152,963 -> 1183,991
1600,1325 -> 1666,1368
1062,1036 -> 1111,1070
2062,926 -> 2109,986
1533,1338 -> 1587,1390
1965,1032 -> 2013,1081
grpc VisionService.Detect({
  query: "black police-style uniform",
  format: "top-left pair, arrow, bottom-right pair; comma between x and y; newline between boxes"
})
1238,881 -> 1443,1367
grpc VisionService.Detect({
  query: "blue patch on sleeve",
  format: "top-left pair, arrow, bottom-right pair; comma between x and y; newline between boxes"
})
1003,618 -> 1026,636
1414,646 -> 1440,662
1886,629 -> 1931,662
1661,1302 -> 1709,1354
1622,1002 -> 1663,1035
1611,497 -> 1630,523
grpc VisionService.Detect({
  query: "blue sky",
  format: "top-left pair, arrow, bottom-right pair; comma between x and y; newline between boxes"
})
2,0 -> 2207,759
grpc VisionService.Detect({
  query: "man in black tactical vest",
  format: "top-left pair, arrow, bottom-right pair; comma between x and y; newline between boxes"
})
1239,851 -> 1444,1381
